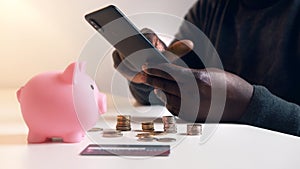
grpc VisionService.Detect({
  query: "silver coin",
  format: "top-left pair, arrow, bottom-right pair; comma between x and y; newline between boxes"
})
102,129 -> 121,134
102,134 -> 123,138
88,127 -> 103,132
102,132 -> 123,138
157,137 -> 176,142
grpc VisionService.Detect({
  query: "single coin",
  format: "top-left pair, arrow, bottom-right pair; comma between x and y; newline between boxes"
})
102,130 -> 123,137
88,127 -> 103,132
157,137 -> 176,142
102,133 -> 123,137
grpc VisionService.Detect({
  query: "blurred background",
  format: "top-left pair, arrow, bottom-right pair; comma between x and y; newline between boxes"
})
0,0 -> 197,90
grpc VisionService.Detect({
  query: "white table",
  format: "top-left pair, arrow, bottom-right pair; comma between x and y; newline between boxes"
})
1,89 -> 300,169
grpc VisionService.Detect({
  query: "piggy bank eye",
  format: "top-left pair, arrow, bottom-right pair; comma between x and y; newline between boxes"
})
90,84 -> 94,90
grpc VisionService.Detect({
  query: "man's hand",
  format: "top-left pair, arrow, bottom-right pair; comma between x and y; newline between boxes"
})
112,28 -> 193,83
112,28 -> 253,122
141,60 -> 254,123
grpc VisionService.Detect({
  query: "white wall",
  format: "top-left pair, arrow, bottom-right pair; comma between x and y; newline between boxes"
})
0,0 -> 197,89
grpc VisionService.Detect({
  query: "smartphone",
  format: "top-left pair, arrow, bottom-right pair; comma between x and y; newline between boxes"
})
85,5 -> 169,68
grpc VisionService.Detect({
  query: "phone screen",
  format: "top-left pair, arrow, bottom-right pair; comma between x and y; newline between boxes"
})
85,5 -> 169,67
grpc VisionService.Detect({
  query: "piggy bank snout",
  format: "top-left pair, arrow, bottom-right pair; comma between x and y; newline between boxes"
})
97,93 -> 107,114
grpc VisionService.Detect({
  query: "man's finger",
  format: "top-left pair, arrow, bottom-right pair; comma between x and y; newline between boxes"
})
144,75 -> 180,97
112,50 -> 122,69
154,89 -> 181,116
154,89 -> 181,105
141,28 -> 167,52
142,63 -> 196,82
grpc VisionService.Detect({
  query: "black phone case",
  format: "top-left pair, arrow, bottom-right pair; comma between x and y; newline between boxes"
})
85,5 -> 169,67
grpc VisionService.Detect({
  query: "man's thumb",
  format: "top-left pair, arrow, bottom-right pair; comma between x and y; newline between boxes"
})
164,40 -> 194,62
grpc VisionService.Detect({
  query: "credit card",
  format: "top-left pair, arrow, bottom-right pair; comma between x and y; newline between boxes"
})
80,144 -> 170,156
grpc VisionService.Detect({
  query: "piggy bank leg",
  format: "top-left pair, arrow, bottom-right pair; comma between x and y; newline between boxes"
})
27,131 -> 48,143
62,132 -> 85,143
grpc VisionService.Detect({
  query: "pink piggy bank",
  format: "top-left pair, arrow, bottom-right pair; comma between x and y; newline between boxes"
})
17,62 -> 106,143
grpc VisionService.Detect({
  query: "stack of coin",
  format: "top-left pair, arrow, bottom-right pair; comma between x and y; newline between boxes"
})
102,129 -> 123,137
187,123 -> 202,135
141,122 -> 154,132
116,115 -> 131,131
162,116 -> 177,133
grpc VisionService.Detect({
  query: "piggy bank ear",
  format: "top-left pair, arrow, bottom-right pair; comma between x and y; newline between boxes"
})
72,61 -> 87,84
60,62 -> 75,84
78,62 -> 86,73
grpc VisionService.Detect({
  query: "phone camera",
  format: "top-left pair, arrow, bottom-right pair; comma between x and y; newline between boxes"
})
89,19 -> 101,30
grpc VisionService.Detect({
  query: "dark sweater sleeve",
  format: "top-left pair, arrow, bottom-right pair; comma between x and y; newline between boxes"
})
238,85 -> 300,136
